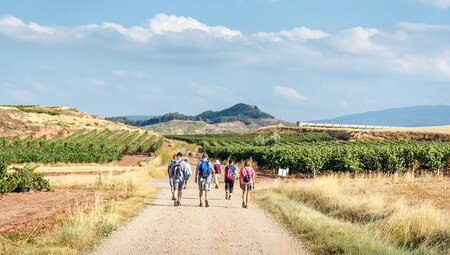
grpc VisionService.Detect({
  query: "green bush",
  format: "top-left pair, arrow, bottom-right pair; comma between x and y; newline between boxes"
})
0,165 -> 52,194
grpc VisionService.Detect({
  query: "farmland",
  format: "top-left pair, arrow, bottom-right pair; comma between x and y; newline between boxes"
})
167,133 -> 450,175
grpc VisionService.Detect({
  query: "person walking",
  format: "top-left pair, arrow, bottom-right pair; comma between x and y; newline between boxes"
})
213,160 -> 222,189
195,153 -> 214,207
169,152 -> 188,206
224,159 -> 237,200
240,160 -> 256,209
183,158 -> 191,189
167,154 -> 177,200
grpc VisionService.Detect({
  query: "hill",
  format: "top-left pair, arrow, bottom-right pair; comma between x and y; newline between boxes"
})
146,118 -> 288,135
107,103 -> 274,127
315,105 -> 450,127
0,105 -> 147,138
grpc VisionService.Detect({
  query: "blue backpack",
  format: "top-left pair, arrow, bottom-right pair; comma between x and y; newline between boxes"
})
199,160 -> 211,178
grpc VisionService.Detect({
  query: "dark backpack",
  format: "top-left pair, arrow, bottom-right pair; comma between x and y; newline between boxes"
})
173,160 -> 184,179
225,165 -> 234,181
243,167 -> 252,183
199,160 -> 211,178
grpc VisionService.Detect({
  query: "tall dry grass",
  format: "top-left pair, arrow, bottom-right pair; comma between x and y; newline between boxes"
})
264,175 -> 450,254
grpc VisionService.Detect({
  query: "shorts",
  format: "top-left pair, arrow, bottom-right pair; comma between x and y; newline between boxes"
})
225,180 -> 235,193
184,175 -> 190,182
198,177 -> 211,191
240,183 -> 253,191
173,180 -> 184,191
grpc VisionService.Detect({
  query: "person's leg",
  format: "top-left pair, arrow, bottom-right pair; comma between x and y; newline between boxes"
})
173,182 -> 179,206
177,182 -> 184,205
242,186 -> 246,208
229,181 -> 234,200
214,174 -> 219,188
225,181 -> 229,199
170,179 -> 175,200
205,190 -> 209,207
245,190 -> 250,208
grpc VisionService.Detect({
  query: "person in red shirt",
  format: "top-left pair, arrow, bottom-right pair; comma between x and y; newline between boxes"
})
239,160 -> 256,209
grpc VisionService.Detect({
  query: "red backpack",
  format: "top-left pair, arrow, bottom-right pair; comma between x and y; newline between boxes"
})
225,165 -> 234,181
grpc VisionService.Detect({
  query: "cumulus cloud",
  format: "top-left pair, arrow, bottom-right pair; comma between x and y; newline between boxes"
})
273,86 -> 308,101
331,26 -> 389,55
418,0 -> 450,9
253,27 -> 328,42
2,13 -> 450,81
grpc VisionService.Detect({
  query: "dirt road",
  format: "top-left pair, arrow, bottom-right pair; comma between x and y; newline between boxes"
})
91,178 -> 308,255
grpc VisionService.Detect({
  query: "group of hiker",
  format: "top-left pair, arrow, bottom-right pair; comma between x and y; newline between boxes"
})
167,152 -> 256,208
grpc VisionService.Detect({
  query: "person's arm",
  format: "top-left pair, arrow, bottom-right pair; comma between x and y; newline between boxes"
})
195,162 -> 199,183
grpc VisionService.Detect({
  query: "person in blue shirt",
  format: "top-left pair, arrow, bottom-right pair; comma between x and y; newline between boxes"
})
223,159 -> 237,200
195,153 -> 214,207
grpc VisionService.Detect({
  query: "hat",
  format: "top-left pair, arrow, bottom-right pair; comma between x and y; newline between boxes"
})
176,152 -> 183,157
215,160 -> 220,164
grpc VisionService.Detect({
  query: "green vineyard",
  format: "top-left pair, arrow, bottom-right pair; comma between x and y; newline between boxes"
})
0,129 -> 163,165
167,133 -> 450,174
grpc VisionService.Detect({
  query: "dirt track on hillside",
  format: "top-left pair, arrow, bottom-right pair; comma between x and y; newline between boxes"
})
91,178 -> 308,255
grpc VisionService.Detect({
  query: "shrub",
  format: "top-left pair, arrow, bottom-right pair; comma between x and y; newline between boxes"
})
0,165 -> 52,194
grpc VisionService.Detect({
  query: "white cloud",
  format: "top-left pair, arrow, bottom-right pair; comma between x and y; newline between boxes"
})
149,13 -> 242,40
253,27 -> 328,42
418,0 -> 450,9
273,86 -> 308,101
331,26 -> 389,55
89,79 -> 106,86
397,22 -> 450,32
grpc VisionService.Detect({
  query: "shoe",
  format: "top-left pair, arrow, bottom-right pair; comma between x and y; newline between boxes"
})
215,185 -> 218,189
245,204 -> 248,209
174,200 -> 178,206
225,192 -> 229,200
177,201 -> 181,206
199,202 -> 203,207
172,196 -> 176,200
242,201 -> 245,208
183,187 -> 186,190
205,200 -> 209,208
229,194 -> 232,200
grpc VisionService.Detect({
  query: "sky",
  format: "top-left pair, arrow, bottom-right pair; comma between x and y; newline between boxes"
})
1,0 -> 450,121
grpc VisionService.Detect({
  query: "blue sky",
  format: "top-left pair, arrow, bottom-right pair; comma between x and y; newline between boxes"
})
1,0 -> 450,121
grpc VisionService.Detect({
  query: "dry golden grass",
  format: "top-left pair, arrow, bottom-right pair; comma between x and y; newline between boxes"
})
258,174 -> 450,254
0,155 -> 167,255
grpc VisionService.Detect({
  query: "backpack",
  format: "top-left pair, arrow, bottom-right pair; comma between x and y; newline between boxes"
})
225,165 -> 234,181
243,167 -> 252,183
199,160 -> 211,178
173,160 -> 184,179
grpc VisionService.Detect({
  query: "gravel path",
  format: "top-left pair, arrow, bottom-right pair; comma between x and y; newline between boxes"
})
91,178 -> 308,255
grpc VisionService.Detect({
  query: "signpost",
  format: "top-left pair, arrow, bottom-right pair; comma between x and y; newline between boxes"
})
278,167 -> 289,178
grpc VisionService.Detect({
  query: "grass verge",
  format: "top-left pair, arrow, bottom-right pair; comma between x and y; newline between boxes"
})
0,157 -> 165,255
255,176 -> 450,255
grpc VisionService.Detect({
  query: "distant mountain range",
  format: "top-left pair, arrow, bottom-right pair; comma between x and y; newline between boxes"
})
314,105 -> 450,127
107,103 -> 274,127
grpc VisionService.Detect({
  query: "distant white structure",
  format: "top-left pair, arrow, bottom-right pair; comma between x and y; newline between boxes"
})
296,121 -> 401,130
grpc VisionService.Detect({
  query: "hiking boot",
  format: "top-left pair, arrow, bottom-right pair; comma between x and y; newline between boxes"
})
205,200 -> 209,208
242,201 -> 246,208
199,202 -> 203,207
225,192 -> 229,200
229,194 -> 232,200
174,200 -> 178,206
177,201 -> 181,206
215,185 -> 218,189
245,204 -> 248,209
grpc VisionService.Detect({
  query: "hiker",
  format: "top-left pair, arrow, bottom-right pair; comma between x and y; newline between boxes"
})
224,159 -> 237,200
167,154 -> 177,200
183,158 -> 191,189
213,160 -> 222,189
195,153 -> 214,207
240,160 -> 256,209
169,152 -> 188,206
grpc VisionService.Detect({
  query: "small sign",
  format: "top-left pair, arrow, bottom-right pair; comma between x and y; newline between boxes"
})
278,167 -> 289,177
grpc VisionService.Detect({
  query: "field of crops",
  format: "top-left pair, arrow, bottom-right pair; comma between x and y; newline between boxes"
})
168,133 -> 450,175
0,129 -> 164,165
